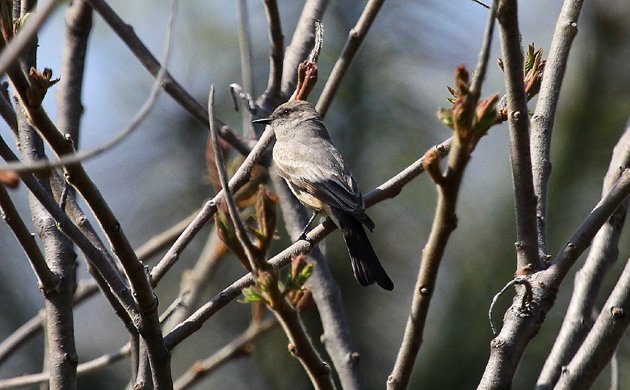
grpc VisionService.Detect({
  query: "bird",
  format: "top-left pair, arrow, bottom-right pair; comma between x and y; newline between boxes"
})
253,100 -> 394,290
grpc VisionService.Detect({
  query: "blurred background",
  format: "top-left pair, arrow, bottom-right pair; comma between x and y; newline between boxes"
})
1,0 -> 630,388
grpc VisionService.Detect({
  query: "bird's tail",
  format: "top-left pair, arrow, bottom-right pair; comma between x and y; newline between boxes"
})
334,210 -> 394,291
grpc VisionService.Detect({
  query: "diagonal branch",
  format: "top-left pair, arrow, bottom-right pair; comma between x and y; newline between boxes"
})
530,0 -> 585,260
536,121 -> 630,388
315,0 -> 385,117
0,183 -> 59,292
163,135 -> 453,350
478,168 -> 630,389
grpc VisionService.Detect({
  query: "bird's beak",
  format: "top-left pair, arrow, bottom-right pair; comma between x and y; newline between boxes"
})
252,117 -> 271,125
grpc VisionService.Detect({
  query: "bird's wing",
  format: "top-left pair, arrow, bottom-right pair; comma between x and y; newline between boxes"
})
273,138 -> 364,214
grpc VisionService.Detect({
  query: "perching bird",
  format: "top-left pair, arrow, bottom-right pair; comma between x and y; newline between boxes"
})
253,100 -> 394,290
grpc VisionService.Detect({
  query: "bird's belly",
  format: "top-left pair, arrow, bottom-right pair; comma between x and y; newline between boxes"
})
287,182 -> 327,212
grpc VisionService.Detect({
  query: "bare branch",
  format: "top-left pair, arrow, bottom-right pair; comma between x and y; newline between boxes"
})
163,134 -> 453,350
280,0 -> 329,98
56,0 -> 92,146
497,0 -> 541,274
83,0 -> 246,155
0,0 -> 62,78
316,0 -> 385,117
262,0 -> 283,101
554,259 -> 630,389
173,318 -> 278,390
0,183 -> 59,292
479,169 -> 630,389
530,0 -> 584,259
209,85 -> 259,271
150,127 -> 275,285
0,344 -> 130,389
388,4 -> 499,383
537,122 -> 630,388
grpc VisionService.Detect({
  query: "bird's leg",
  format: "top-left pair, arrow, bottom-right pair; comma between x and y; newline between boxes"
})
298,212 -> 319,242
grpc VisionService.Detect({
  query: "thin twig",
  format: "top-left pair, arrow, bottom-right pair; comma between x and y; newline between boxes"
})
0,207 -> 197,367
530,0 -> 584,260
497,0 -> 541,274
163,229 -> 228,331
0,344 -> 131,389
0,7 -> 174,174
316,0 -> 385,117
150,126 -> 275,285
173,318 -> 278,390
488,277 -> 533,335
209,85 -> 258,271
211,85 -> 333,389
237,0 -> 255,137
0,0 -> 63,78
83,0 -> 246,155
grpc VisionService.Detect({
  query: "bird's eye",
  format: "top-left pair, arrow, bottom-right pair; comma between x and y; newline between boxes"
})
280,109 -> 290,116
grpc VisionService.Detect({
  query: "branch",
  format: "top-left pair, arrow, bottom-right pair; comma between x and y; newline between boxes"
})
163,229 -> 228,331
56,0 -> 92,146
212,86 -> 333,389
173,318 -> 278,390
12,9 -> 78,386
554,258 -> 630,389
497,0 -> 541,274
262,0 -> 283,101
0,0 -> 173,175
0,183 -> 59,292
478,169 -> 630,389
279,0 -> 329,98
163,134 -> 454,349
0,344 -> 130,389
0,206 -> 196,366
237,0 -> 255,137
315,0 -> 385,117
82,0 -> 246,155
150,126 -> 275,285
537,122 -> 630,387
530,0 -> 585,259
0,0 -> 62,78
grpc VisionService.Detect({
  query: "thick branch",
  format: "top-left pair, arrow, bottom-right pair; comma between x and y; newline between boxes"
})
56,0 -> 92,146
478,169 -> 630,389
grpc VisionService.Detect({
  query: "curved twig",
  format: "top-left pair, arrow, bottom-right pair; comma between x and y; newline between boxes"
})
488,277 -> 533,335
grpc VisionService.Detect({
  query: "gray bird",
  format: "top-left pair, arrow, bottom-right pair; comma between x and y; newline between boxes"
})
253,100 -> 394,290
